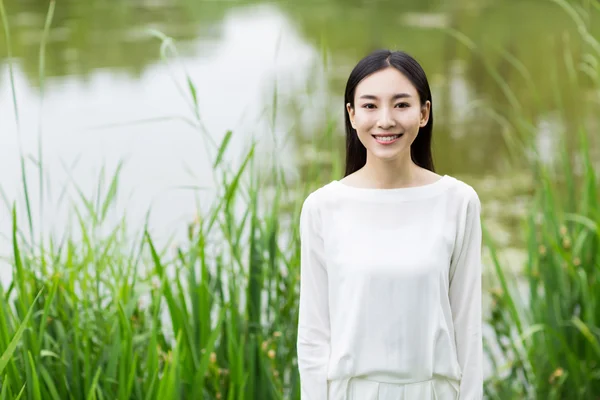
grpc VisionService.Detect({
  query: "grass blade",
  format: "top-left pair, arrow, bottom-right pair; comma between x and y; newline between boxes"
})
85,366 -> 103,400
213,130 -> 233,168
27,352 -> 42,400
0,290 -> 43,376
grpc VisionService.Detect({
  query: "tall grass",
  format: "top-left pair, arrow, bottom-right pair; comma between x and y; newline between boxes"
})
481,0 -> 600,398
0,2 -> 330,399
484,134 -> 599,398
0,145 -> 318,399
2,3 -> 303,400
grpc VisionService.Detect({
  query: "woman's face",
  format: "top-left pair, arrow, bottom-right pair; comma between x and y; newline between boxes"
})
347,67 -> 430,163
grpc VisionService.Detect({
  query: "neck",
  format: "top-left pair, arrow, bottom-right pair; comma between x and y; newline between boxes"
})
362,152 -> 421,189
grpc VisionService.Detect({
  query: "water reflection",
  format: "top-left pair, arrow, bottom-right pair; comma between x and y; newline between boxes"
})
0,4 -> 321,268
0,0 -> 237,82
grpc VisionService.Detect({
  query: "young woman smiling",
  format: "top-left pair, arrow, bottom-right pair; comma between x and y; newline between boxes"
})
297,50 -> 483,400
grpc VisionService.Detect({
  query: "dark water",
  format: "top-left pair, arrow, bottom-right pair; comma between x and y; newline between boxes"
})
1,0 -> 599,284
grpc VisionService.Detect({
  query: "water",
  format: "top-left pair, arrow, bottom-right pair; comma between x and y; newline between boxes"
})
1,0 -> 599,286
0,3 -> 324,282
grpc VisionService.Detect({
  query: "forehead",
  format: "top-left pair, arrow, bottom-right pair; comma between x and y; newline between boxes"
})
355,67 -> 417,98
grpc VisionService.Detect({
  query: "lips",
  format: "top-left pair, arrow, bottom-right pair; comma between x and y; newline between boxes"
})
372,134 -> 403,144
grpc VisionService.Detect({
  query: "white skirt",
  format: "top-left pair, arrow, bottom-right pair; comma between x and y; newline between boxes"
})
328,376 -> 459,400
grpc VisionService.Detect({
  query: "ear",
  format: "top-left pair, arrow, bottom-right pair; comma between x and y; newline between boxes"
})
346,103 -> 356,129
419,100 -> 431,127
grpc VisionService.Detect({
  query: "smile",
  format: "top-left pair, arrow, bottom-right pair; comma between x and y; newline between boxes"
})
372,134 -> 403,144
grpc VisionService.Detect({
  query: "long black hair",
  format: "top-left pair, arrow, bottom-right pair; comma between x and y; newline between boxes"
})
344,49 -> 435,177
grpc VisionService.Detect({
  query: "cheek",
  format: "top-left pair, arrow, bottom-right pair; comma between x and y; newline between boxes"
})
354,111 -> 376,130
404,108 -> 423,122
401,110 -> 424,131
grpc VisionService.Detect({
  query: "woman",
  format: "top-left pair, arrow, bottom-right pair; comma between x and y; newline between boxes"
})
297,49 -> 483,399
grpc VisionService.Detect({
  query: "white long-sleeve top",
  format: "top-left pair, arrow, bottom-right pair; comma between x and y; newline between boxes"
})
297,174 -> 483,400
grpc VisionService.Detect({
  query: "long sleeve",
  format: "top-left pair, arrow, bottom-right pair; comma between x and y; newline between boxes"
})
297,193 -> 330,400
449,190 -> 483,399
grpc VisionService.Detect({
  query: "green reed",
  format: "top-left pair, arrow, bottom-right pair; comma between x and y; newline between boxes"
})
481,0 -> 600,398
0,119 -> 318,399
484,131 -> 599,399
0,2 -> 327,398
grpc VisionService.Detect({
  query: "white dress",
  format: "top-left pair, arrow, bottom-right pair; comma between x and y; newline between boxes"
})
296,175 -> 483,400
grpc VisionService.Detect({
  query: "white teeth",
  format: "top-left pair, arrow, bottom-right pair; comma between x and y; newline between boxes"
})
374,135 -> 400,142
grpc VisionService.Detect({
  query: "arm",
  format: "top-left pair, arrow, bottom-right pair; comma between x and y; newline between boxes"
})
297,193 -> 330,400
449,190 -> 483,399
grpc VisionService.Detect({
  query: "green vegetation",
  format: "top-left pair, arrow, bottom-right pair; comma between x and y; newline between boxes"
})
482,1 -> 600,398
1,0 -> 599,398
0,2 -> 327,398
0,139 -> 310,399
485,131 -> 600,398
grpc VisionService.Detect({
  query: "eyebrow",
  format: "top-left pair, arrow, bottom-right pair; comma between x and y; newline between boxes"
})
358,93 -> 412,100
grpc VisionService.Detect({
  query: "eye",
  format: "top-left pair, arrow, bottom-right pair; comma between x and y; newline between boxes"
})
362,103 -> 376,109
395,102 -> 410,108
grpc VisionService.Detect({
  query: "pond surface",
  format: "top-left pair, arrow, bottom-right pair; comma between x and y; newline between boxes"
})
1,0 -> 599,285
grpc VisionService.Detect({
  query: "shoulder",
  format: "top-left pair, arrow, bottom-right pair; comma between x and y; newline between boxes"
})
299,182 -> 339,235
443,175 -> 482,216
445,175 -> 480,202
300,181 -> 339,219
301,181 -> 339,209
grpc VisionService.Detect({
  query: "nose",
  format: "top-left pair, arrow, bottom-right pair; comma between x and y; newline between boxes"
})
377,107 -> 396,130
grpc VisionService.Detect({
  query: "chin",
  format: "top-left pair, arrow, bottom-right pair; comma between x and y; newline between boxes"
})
372,141 -> 410,154
369,149 -> 406,162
